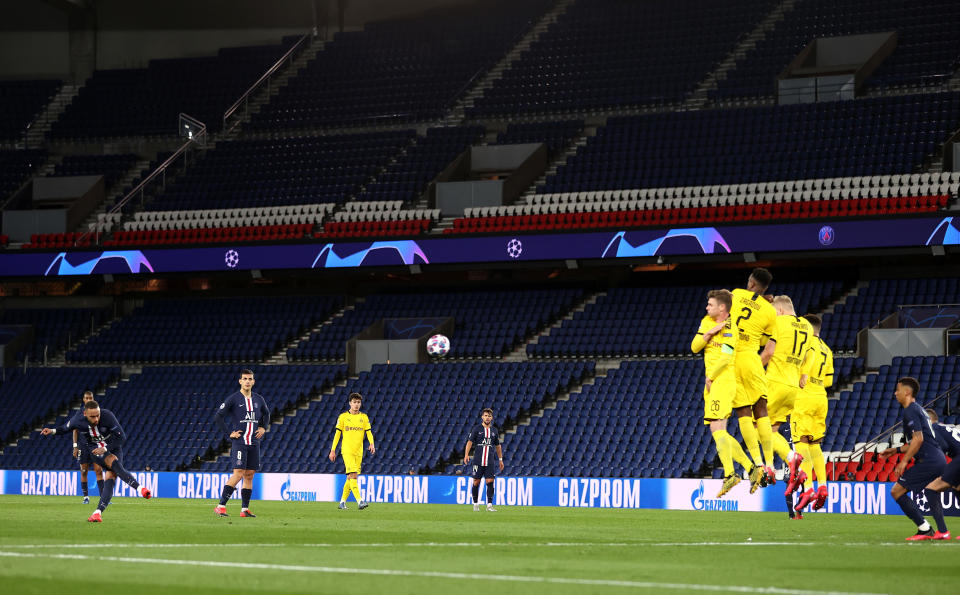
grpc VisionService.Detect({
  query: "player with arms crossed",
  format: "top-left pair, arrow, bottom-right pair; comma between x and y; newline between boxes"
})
464,408 -> 504,511
691,289 -> 755,496
214,369 -> 270,518
41,400 -> 151,522
329,392 -> 375,510
879,377 -> 949,540
759,297 -> 813,475
731,268 -> 778,490
73,390 -> 104,504
788,314 -> 834,513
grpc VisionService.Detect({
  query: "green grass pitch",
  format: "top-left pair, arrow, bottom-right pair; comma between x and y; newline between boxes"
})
0,495 -> 957,594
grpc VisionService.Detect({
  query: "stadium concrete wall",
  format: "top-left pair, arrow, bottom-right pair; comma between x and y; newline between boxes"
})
2,470 -> 956,517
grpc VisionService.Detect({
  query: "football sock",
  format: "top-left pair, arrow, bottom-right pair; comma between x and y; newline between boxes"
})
471,482 -> 480,504
755,416 -> 774,467
726,433 -> 753,471
926,489 -> 947,533
737,416 -> 763,466
795,442 -> 813,484
97,478 -> 116,512
219,484 -> 235,506
81,480 -> 89,497
486,480 -> 496,505
340,480 -> 351,503
895,493 -> 926,527
97,479 -> 104,494
712,429 -> 735,476
241,488 -> 252,510
349,478 -> 362,503
107,459 -> 139,489
809,444 -> 827,487
771,432 -> 792,469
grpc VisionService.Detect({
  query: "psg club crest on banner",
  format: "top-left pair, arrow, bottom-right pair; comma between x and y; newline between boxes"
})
818,225 -> 835,246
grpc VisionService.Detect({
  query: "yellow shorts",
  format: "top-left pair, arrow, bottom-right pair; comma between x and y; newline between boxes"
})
734,354 -> 767,408
766,380 -> 798,424
342,452 -> 363,474
791,394 -> 828,441
703,376 -> 735,422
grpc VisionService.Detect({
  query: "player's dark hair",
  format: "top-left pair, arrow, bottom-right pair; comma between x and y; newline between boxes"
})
925,408 -> 939,423
707,289 -> 732,311
898,377 -> 920,398
82,390 -> 94,399
83,400 -> 99,410
802,313 -> 822,331
750,267 -> 772,289
349,392 -> 363,402
482,408 -> 494,416
240,369 -> 254,377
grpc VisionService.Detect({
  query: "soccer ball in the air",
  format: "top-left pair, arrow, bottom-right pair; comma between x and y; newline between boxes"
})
426,334 -> 450,357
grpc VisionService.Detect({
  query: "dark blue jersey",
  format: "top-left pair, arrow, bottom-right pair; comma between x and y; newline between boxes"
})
902,402 -> 945,464
933,423 -> 960,458
467,424 -> 500,466
215,391 -> 270,446
55,409 -> 125,453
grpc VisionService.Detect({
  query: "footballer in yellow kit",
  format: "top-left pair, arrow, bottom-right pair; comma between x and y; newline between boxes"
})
763,298 -> 814,424
329,392 -> 375,509
731,286 -> 777,408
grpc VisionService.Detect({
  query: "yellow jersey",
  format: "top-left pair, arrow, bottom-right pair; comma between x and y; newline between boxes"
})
801,336 -> 834,397
766,315 -> 814,387
731,288 -> 777,354
333,411 -> 372,455
691,314 -> 738,381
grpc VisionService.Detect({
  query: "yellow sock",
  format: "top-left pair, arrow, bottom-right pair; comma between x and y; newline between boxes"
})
726,432 -> 754,471
771,432 -> 792,468
810,443 -> 827,487
738,416 -> 763,468
712,430 -> 734,476
340,479 -> 351,502
349,478 -> 362,503
795,442 -> 813,485
755,416 -> 774,468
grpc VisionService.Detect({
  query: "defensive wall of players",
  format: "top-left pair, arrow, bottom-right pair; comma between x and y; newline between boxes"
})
4,469 -> 958,517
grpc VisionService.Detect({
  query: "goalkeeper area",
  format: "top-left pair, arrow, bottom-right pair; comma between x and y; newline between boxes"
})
0,496 -> 954,594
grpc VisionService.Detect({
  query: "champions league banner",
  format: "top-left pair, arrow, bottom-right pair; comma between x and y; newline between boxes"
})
0,215 -> 957,278
3,469 -> 960,517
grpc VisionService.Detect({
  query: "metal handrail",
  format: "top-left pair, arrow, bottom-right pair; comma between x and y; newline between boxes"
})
836,382 -> 960,480
75,117 -> 207,247
222,32 -> 312,133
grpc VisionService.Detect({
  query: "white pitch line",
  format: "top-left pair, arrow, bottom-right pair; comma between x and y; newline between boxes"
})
0,550 -> 887,595
0,541 -> 927,549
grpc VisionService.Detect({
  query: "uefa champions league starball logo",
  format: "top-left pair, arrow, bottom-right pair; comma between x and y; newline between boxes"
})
506,238 -> 523,259
914,489 -> 930,513
224,249 -> 239,268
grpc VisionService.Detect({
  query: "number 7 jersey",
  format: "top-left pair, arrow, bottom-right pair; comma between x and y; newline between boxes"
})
801,336 -> 834,396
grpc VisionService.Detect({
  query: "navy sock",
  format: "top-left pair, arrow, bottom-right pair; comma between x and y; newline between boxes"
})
96,479 -> 104,494
107,459 -> 138,489
81,480 -> 88,497
219,485 -> 235,506
926,489 -> 948,533
486,480 -> 496,505
895,493 -> 926,527
471,482 -> 479,504
241,488 -> 252,509
97,478 -> 116,512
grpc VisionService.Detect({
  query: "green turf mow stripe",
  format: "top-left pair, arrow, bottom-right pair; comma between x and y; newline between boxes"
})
0,541 -> 949,548
0,550 -> 886,595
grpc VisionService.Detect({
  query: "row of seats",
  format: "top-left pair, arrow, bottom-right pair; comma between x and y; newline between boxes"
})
317,219 -> 431,239
101,224 -> 313,247
23,232 -> 94,249
445,195 -> 947,235
0,307 -> 111,364
0,79 -> 61,141
330,208 -> 441,223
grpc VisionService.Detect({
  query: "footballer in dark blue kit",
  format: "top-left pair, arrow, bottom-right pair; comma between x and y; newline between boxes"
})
41,400 -> 151,522
879,377 -> 949,540
463,408 -> 503,512
921,408 -> 960,532
214,369 -> 270,518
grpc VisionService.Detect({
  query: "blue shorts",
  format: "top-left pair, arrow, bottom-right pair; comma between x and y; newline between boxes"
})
898,456 -> 946,492
940,458 -> 960,488
77,447 -> 94,466
231,442 -> 261,471
471,463 -> 496,480
90,447 -> 123,470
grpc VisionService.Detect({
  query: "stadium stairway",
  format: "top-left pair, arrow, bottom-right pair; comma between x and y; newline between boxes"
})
266,298 -> 362,365
504,289 -> 606,360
